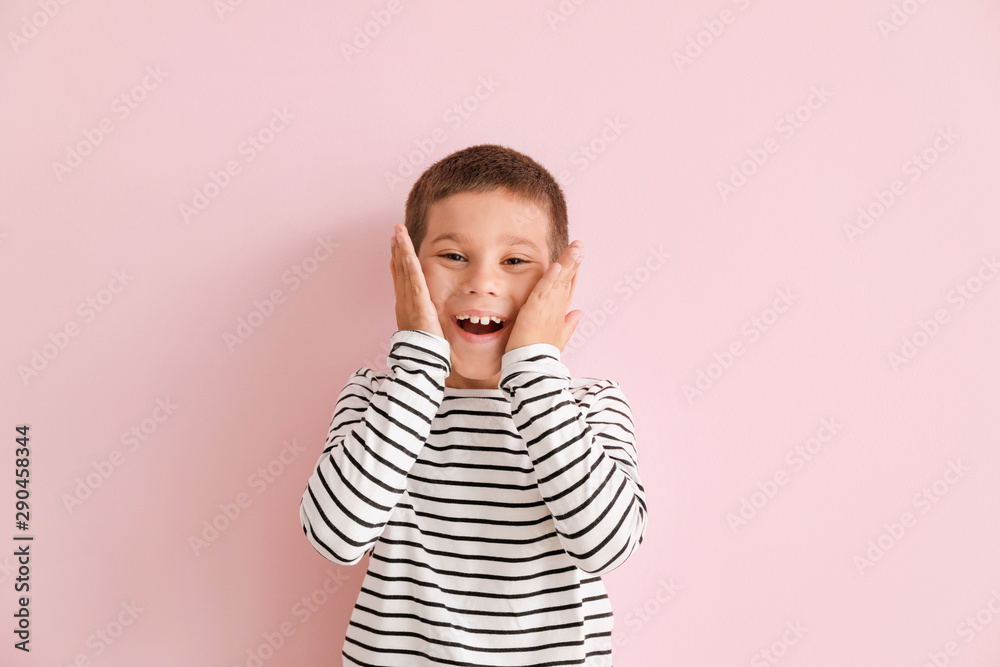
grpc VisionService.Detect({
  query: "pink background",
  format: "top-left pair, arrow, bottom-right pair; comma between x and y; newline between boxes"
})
3,1 -> 1000,665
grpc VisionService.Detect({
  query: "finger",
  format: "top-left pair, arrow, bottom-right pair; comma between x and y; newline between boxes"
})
558,251 -> 583,290
566,262 -> 580,304
390,234 -> 398,282
533,261 -> 564,299
400,228 -> 429,300
392,232 -> 408,295
400,234 -> 415,299
560,309 -> 584,350
549,242 -> 583,293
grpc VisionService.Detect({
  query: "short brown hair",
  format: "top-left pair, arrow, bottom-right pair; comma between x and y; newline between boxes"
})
404,144 -> 569,264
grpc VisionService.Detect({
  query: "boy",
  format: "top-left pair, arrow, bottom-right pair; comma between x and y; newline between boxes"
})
299,144 -> 646,666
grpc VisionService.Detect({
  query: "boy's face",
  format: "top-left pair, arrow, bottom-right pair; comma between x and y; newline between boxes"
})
416,188 -> 551,389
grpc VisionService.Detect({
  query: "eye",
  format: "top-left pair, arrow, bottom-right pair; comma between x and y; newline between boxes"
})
504,257 -> 530,266
439,253 -> 466,262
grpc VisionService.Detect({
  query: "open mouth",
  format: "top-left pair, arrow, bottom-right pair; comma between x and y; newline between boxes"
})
455,314 -> 506,336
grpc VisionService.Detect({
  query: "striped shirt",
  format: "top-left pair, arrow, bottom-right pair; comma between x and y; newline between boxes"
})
299,329 -> 647,666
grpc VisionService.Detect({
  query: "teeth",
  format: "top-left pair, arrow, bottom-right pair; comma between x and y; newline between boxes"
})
455,314 -> 505,323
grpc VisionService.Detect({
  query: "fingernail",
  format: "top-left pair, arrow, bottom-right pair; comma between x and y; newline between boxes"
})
573,253 -> 583,263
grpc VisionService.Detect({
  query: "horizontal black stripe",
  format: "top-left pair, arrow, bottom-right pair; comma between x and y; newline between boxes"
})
348,619 -> 584,653
356,585 -> 586,618
395,502 -> 552,527
365,567 -> 582,600
405,489 -> 546,509
353,602 -> 585,635
371,551 -> 577,583
376,537 -> 564,564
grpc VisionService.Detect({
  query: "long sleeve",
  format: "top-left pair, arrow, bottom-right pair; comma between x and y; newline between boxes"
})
499,343 -> 647,576
299,329 -> 451,565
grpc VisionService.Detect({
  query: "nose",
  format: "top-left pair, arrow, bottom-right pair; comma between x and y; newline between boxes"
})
461,260 -> 501,296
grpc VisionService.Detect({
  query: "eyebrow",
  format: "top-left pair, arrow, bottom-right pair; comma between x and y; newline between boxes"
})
428,231 -> 541,253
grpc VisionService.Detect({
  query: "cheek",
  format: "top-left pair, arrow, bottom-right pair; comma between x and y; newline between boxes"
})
511,272 -> 541,307
419,265 -> 450,304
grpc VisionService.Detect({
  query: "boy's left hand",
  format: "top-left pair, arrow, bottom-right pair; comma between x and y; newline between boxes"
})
505,240 -> 585,354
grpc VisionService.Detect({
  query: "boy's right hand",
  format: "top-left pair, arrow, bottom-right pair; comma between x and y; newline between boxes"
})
389,224 -> 445,339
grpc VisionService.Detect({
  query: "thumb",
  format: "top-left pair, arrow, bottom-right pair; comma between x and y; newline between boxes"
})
559,309 -> 585,350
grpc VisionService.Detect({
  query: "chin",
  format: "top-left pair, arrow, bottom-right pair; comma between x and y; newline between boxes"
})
452,356 -> 501,380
